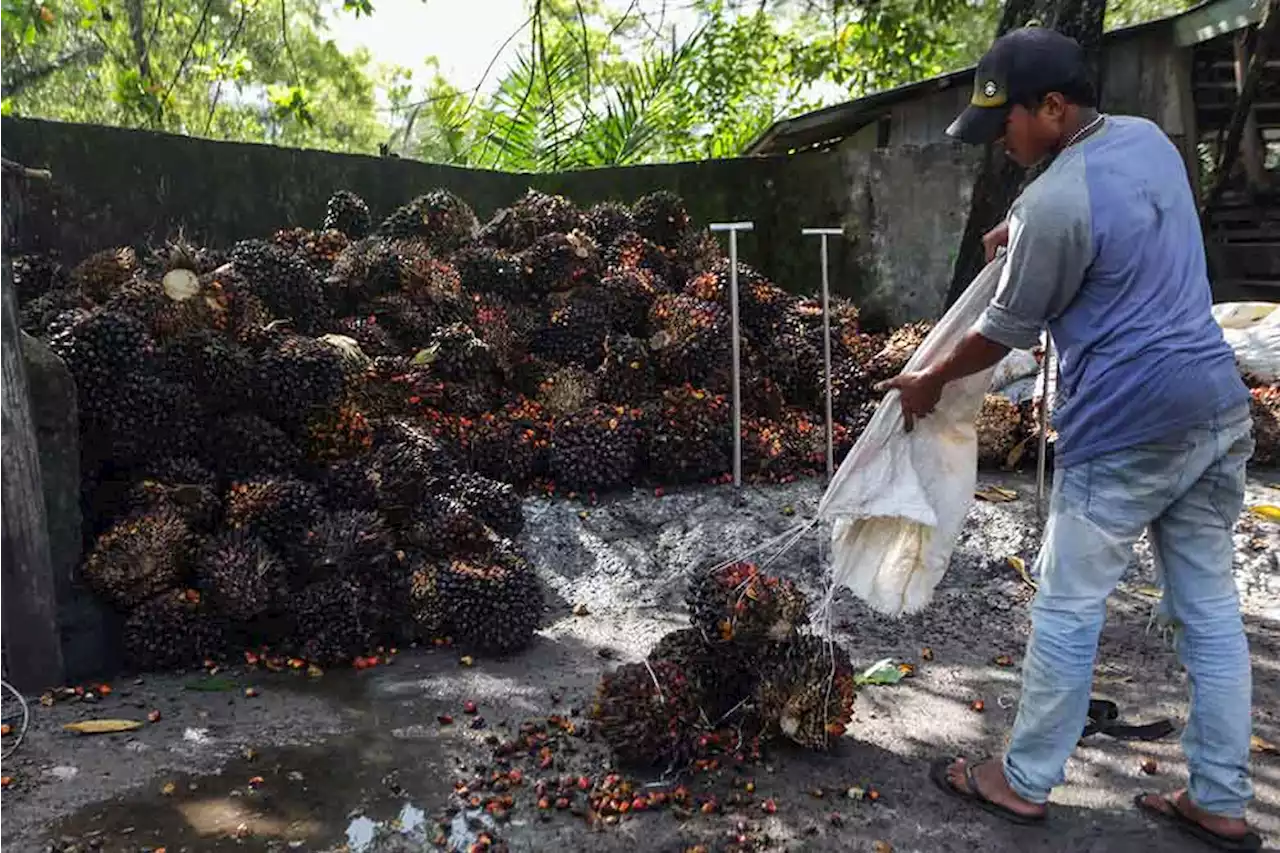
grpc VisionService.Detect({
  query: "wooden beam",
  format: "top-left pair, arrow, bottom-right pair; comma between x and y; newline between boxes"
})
1174,0 -> 1265,46
1,159 -> 65,691
1205,0 -> 1279,212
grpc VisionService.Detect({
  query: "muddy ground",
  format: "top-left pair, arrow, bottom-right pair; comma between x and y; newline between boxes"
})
3,471 -> 1278,853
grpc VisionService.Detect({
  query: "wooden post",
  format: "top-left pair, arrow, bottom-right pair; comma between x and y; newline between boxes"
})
2,161 -> 66,691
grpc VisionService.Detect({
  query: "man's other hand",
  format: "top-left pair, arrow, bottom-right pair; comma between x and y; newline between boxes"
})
982,221 -> 1010,262
876,370 -> 945,433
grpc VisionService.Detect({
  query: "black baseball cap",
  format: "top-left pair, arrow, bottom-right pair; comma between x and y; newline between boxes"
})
946,25 -> 1090,144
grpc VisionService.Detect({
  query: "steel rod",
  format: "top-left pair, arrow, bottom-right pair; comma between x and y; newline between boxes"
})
710,222 -> 754,488
802,228 -> 842,481
1035,334 -> 1055,521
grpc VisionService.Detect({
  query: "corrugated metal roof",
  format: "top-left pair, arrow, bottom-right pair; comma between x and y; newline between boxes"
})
744,0 -> 1265,156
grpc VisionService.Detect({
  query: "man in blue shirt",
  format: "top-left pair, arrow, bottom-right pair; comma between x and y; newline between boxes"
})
881,26 -> 1260,851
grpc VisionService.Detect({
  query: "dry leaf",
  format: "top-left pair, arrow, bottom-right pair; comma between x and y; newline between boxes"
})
63,719 -> 144,735
1249,505 -> 1280,523
873,841 -> 893,853
1251,735 -> 1278,755
1008,556 -> 1038,589
975,486 -> 1019,503
1132,584 -> 1163,599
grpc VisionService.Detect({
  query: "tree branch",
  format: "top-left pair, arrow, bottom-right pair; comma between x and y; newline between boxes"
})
125,0 -> 152,82
1,44 -> 106,99
205,0 -> 251,134
157,0 -> 216,115
1204,0 -> 1277,212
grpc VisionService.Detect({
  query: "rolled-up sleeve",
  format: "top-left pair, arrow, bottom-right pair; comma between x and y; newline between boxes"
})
973,173 -> 1093,350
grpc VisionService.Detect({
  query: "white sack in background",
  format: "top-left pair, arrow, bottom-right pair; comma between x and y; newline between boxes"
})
817,256 -> 1005,617
1211,302 -> 1279,384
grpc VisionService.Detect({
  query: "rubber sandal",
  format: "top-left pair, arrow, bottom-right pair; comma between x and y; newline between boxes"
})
929,758 -> 1047,826
1134,793 -> 1261,851
1080,698 -> 1176,742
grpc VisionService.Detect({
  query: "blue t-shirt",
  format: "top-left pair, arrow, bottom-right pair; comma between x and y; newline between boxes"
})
973,115 -> 1249,468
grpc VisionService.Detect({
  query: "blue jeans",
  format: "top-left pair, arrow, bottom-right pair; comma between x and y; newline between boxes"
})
1002,403 -> 1255,818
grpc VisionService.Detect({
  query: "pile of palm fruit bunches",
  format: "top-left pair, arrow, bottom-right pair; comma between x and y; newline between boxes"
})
11,187 -> 1276,675
592,559 -> 857,768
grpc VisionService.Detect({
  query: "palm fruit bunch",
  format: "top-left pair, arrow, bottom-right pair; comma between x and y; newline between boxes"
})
470,297 -> 536,380
305,404 -> 374,462
46,308 -> 155,396
480,189 -> 583,252
406,494 -> 493,558
975,394 -> 1026,470
596,334 -> 656,404
644,385 -> 731,483
20,286 -> 84,336
648,295 -> 731,388
533,365 -> 597,417
763,328 -> 824,411
204,412 -> 302,480
82,508 -> 194,610
315,457 -> 380,512
686,561 -> 810,646
598,268 -> 657,336
254,333 -> 348,425
334,314 -> 396,357
448,472 -> 524,538
11,253 -> 69,304
753,634 -> 857,750
631,190 -> 691,249
300,509 -> 395,586
323,190 -> 373,239
70,246 -> 140,304
123,589 -> 228,672
229,239 -> 333,334
534,291 -> 610,369
195,529 -> 288,621
647,628 -> 756,721
76,373 -> 202,470
743,416 -> 811,483
684,260 -> 792,339
328,237 -> 405,311
225,478 -> 323,563
451,245 -> 526,301
1250,385 -> 1279,467
547,405 -> 643,493
368,292 -> 433,350
520,230 -> 602,295
272,227 -> 350,275
425,322 -> 497,383
377,190 -> 479,253
158,328 -> 254,414
408,557 -> 447,642
668,228 -> 723,285
367,419 -> 457,513
582,201 -> 635,248
399,247 -> 471,328
607,231 -> 676,289
113,456 -> 222,533
866,322 -> 932,386
288,576 -> 388,664
591,659 -> 702,768
462,399 -> 549,486
435,543 -> 544,654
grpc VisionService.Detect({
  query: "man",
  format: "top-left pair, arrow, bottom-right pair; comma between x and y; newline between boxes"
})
879,25 -> 1261,851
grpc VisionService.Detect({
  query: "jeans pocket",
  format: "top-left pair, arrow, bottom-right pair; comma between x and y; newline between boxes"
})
1080,445 -> 1189,538
1207,429 -> 1253,529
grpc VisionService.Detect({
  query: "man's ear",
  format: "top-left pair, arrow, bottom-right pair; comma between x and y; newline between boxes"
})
1041,91 -> 1069,120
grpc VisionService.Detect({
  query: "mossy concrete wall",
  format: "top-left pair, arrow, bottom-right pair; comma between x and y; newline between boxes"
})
1,116 -> 982,327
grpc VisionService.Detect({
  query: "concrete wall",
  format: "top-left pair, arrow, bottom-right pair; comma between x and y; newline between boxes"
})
1,116 -> 982,327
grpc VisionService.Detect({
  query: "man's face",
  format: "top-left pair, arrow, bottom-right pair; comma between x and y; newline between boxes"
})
997,95 -> 1069,167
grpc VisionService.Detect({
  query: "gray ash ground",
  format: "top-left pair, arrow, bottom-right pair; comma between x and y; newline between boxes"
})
4,472 -> 1278,853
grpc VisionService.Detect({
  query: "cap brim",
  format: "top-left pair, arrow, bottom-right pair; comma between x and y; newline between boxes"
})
946,105 -> 1009,144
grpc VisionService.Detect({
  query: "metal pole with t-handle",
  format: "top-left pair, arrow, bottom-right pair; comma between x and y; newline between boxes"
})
709,222 -> 754,488
802,227 -> 843,481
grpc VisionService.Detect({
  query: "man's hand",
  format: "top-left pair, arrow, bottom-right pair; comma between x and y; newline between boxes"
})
875,369 -> 945,433
982,221 -> 1010,262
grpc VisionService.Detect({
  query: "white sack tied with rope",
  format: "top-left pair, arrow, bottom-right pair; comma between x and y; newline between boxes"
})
816,255 -> 1008,617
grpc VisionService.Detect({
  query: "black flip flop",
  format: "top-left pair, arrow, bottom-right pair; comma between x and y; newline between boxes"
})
930,758 -> 1047,826
1134,793 -> 1262,851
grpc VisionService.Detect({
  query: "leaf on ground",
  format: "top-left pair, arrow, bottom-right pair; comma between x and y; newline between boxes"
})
184,676 -> 237,692
1249,505 -> 1280,523
975,486 -> 1019,503
1251,735 -> 1278,755
1005,439 -> 1028,470
855,658 -> 906,686
1132,584 -> 1163,599
63,719 -> 144,735
1007,556 -> 1038,589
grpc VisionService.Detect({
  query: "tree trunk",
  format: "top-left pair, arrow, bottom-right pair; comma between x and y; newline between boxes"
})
945,0 -> 1109,306
1,164 -> 66,691
1205,0 -> 1278,213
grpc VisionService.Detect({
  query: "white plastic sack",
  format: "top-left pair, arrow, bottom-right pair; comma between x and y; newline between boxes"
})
988,348 -> 1038,394
1211,302 -> 1279,383
816,256 -> 1006,617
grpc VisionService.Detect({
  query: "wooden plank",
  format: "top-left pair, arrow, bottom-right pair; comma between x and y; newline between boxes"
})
0,258 -> 65,692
